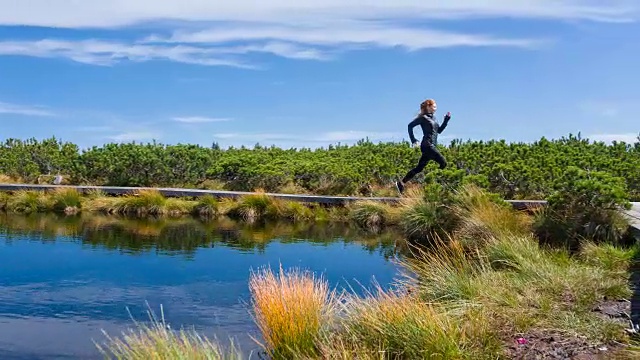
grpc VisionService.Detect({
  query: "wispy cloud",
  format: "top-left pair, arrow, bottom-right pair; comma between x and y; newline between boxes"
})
212,133 -> 295,141
74,126 -> 113,132
173,116 -> 232,123
1,1 -> 637,28
577,97 -> 640,120
213,130 -> 402,143
0,101 -> 55,117
107,131 -> 161,142
2,1 -> 634,68
587,133 -> 639,144
0,30 -> 534,68
143,22 -> 543,59
313,130 -> 398,142
0,39 -> 258,68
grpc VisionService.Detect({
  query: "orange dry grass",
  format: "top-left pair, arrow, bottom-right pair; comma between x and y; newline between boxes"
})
451,184 -> 533,241
248,265 -> 337,359
0,174 -> 16,183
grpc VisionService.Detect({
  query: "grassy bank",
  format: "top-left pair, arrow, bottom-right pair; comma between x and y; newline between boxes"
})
94,183 -> 640,359
0,187 -> 412,233
0,188 -> 355,222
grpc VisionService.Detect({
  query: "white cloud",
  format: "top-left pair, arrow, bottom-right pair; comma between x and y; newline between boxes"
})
107,131 -> 161,142
147,22 -> 542,52
0,39 -> 260,67
0,38 -> 334,67
0,1 -> 635,67
0,101 -> 55,117
587,133 -> 639,144
1,1 -> 636,28
173,116 -> 232,123
74,126 -> 113,132
577,99 -> 640,123
314,130 -> 398,142
212,133 -> 297,141
213,130 -> 403,143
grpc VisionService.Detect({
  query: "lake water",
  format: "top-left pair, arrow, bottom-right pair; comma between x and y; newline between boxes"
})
0,213 -> 405,359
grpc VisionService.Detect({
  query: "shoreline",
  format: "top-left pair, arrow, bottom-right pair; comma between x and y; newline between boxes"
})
1,184 -> 638,241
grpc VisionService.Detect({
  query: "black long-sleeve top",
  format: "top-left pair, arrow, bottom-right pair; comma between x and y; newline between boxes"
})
407,112 -> 449,147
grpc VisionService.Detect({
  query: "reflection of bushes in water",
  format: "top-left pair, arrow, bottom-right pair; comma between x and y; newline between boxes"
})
0,213 -> 405,259
0,212 -> 85,241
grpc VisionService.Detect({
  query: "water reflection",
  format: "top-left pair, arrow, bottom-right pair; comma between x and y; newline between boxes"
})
0,213 -> 407,260
0,213 -> 406,360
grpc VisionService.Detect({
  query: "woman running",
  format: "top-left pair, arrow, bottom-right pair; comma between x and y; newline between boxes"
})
395,98 -> 451,194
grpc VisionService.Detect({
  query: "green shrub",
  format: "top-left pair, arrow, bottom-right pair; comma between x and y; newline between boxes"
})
533,166 -> 631,250
0,134 -> 639,200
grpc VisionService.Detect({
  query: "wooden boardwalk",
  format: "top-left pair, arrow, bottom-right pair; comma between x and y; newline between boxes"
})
0,182 -> 638,235
627,203 -> 640,238
0,183 -> 400,205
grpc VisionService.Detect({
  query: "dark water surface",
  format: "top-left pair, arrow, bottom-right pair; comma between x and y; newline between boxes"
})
0,213 -> 405,359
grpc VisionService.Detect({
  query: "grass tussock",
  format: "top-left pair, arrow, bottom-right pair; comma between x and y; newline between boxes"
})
579,242 -> 638,273
337,286 -> 474,359
227,192 -> 277,222
95,305 -> 243,360
112,190 -> 169,216
165,198 -> 196,217
348,200 -> 399,229
239,195 -> 318,222
0,191 -> 9,210
216,198 -> 240,217
396,187 -> 456,241
273,199 -> 314,222
83,196 -> 120,213
451,184 -> 533,242
313,205 -> 349,223
248,265 -> 337,359
193,195 -> 219,217
49,187 -> 82,214
6,190 -> 50,214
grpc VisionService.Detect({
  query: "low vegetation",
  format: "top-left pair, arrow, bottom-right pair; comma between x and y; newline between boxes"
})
0,133 -> 639,200
94,177 -> 640,359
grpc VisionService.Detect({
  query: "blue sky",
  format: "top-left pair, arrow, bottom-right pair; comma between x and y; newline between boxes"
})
0,1 -> 638,149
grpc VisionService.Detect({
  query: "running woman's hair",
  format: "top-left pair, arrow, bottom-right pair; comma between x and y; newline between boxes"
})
419,99 -> 436,115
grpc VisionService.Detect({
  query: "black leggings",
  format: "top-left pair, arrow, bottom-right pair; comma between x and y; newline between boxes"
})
402,144 -> 447,183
